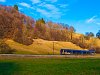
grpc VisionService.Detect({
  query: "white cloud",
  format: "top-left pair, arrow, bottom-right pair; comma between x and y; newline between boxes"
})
36,3 -> 62,19
37,8 -> 61,19
0,0 -> 6,2
52,0 -> 57,2
85,15 -> 100,26
22,0 -> 68,19
19,2 -> 31,8
18,7 -> 23,10
96,23 -> 100,25
45,0 -> 58,3
86,16 -> 96,23
45,4 -> 61,18
37,8 -> 51,17
59,4 -> 69,8
38,2 -> 46,6
44,4 -> 59,11
31,0 -> 41,4
35,0 -> 70,19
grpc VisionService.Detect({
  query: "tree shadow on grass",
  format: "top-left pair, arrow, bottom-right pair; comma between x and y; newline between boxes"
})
0,62 -> 20,75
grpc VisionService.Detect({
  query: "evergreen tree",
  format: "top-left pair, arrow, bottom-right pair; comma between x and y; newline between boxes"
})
96,30 -> 100,39
14,4 -> 18,11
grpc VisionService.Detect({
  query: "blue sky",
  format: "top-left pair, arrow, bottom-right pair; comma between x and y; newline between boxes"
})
0,0 -> 100,35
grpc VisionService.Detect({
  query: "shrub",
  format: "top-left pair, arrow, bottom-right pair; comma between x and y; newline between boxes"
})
95,47 -> 100,53
22,37 -> 33,45
14,37 -> 33,46
0,39 -> 16,54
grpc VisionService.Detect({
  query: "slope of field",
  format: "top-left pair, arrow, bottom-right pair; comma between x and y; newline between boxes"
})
5,39 -> 83,54
0,58 -> 100,75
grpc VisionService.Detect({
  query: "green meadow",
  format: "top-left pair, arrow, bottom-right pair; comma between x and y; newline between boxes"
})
0,58 -> 100,75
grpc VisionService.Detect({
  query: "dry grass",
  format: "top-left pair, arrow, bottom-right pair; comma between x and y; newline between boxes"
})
86,38 -> 100,47
95,38 -> 100,47
5,39 -> 83,54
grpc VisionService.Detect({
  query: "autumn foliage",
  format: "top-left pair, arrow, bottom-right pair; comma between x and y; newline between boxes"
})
0,5 -> 34,45
0,5 -> 100,53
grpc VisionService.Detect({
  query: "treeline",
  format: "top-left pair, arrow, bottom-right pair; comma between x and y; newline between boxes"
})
33,19 -> 75,41
0,5 -> 76,44
0,5 -> 100,53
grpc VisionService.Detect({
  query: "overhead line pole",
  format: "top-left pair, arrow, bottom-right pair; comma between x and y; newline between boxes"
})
53,41 -> 54,55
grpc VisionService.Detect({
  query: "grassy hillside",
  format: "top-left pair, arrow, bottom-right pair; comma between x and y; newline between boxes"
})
5,39 -> 83,54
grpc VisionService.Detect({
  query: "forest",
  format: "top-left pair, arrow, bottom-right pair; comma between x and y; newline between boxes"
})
0,5 -> 100,53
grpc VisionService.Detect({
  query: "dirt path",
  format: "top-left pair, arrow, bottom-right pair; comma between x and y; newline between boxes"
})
0,54 -> 100,59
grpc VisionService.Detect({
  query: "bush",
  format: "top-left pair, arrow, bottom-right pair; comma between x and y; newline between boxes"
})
13,36 -> 33,46
71,38 -> 90,49
1,48 -> 16,54
95,47 -> 100,53
0,39 -> 16,54
22,37 -> 33,45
